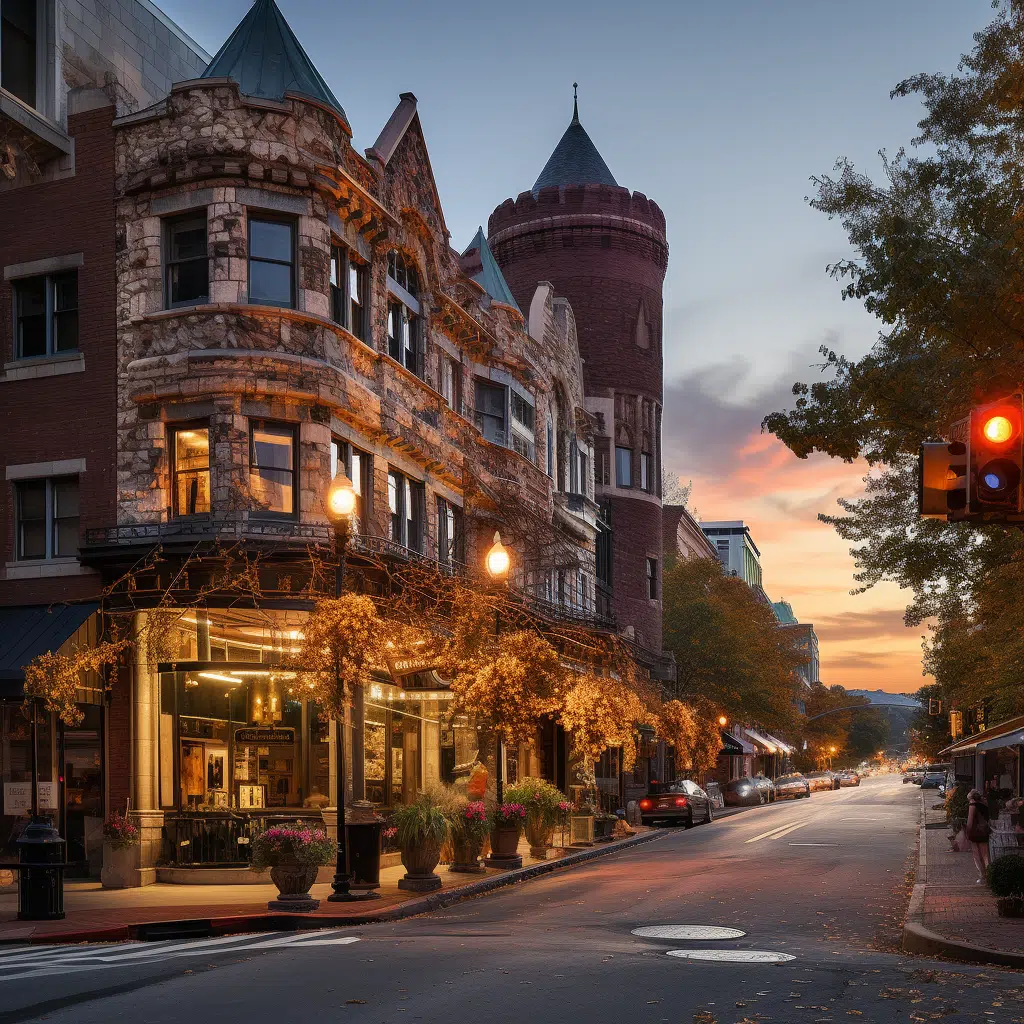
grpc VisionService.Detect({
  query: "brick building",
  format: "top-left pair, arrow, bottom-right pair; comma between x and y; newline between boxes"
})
0,0 -> 207,873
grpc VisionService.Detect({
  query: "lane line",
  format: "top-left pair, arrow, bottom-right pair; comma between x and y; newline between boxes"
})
789,843 -> 838,847
744,822 -> 801,844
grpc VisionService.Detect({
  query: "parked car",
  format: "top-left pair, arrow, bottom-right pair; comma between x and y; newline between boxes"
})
723,777 -> 766,807
920,770 -> 947,792
752,774 -> 776,803
804,771 -> 837,793
836,771 -> 861,787
903,768 -> 924,784
774,773 -> 811,799
638,780 -> 714,827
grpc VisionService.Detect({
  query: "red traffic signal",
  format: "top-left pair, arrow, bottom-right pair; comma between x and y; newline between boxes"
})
970,395 -> 1024,514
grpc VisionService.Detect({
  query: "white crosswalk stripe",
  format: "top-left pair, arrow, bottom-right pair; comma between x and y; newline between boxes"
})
0,930 -> 359,980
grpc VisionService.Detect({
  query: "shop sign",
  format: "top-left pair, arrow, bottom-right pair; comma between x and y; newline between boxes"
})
235,728 -> 296,744
386,654 -> 437,679
2,781 -> 57,813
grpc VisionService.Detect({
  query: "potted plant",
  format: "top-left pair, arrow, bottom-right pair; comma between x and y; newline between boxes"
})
250,823 -> 335,912
988,854 -> 1024,917
485,802 -> 526,868
449,800 -> 490,873
506,778 -> 568,859
100,810 -> 140,889
392,794 -> 450,892
594,811 -> 618,840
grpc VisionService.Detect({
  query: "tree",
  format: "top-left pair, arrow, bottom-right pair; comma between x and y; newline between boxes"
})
661,556 -> 805,732
762,3 -> 1024,721
909,683 -> 954,760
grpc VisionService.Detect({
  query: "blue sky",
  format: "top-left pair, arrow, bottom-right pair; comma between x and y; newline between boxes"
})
162,0 -> 995,690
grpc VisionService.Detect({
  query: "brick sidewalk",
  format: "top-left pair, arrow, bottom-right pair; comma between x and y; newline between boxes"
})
0,829 -> 658,944
919,800 -> 1024,955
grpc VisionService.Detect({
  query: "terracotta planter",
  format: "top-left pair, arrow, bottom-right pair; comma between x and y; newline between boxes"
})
101,843 -> 139,889
268,864 -> 319,912
483,826 -> 523,869
398,840 -> 443,891
525,819 -> 553,859
450,834 -> 486,874
997,896 -> 1024,918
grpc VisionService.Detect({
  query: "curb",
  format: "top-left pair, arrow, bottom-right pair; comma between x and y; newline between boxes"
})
5,829 -> 667,946
901,791 -> 1024,967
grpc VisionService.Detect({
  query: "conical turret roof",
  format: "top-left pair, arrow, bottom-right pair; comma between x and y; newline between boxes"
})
201,0 -> 347,123
532,87 -> 617,193
462,227 -> 521,314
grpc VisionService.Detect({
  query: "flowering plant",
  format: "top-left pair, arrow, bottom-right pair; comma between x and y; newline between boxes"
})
456,800 -> 491,842
493,802 -> 527,830
249,824 -> 335,872
103,811 -> 139,850
506,778 -> 568,828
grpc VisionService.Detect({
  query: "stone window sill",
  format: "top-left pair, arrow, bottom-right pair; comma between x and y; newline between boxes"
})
2,558 -> 95,580
2,352 -> 85,381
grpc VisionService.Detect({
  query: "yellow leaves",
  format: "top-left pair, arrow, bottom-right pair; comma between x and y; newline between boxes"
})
24,638 -> 129,727
559,672 -> 652,770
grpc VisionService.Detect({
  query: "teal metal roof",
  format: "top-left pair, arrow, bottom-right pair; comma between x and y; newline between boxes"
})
533,92 -> 617,193
772,600 -> 798,624
464,227 -> 521,314
201,0 -> 347,123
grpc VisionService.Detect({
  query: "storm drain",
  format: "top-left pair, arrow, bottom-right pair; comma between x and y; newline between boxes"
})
666,949 -> 795,963
631,925 -> 745,940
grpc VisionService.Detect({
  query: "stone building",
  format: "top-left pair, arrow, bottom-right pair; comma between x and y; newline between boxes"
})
0,0 -> 207,874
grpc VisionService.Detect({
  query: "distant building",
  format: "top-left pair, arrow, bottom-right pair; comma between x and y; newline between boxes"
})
701,520 -> 763,591
663,504 -> 717,563
772,599 -> 819,689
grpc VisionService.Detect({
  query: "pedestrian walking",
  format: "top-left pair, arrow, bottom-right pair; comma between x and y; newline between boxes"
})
966,789 -> 992,883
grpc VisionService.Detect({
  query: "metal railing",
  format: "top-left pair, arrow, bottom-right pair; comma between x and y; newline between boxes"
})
161,811 -> 326,867
85,519 -> 333,545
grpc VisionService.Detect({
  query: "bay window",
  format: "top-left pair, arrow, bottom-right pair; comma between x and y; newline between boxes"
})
248,217 -> 295,308
249,421 -> 296,516
171,426 -> 211,516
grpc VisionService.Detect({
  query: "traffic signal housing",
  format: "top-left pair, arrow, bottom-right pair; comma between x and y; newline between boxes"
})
970,394 -> 1024,515
919,441 -> 967,519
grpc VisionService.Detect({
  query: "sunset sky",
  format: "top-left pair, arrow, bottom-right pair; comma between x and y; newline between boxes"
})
164,0 -> 997,694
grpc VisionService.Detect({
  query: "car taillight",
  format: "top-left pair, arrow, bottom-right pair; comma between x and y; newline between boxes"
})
639,798 -> 652,811
674,797 -> 689,808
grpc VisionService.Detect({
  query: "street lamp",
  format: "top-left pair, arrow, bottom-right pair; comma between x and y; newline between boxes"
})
325,470 -> 366,903
718,715 -> 728,728
486,531 -> 510,806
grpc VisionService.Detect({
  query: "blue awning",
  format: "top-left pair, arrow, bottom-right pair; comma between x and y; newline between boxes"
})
0,603 -> 99,696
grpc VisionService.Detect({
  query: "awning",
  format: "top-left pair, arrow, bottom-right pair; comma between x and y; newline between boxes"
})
743,728 -> 779,754
938,714 -> 1024,757
763,732 -> 794,755
719,731 -> 755,756
978,729 -> 1024,753
0,603 -> 99,698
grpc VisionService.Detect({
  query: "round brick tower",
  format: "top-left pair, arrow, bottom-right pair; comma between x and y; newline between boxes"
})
488,98 -> 669,654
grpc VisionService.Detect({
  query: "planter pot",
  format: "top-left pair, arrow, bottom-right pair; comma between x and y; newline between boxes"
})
450,835 -> 486,874
268,864 -> 320,912
398,840 -> 443,892
101,843 -> 140,889
525,820 -> 554,859
997,896 -> 1024,918
483,826 -> 523,869
594,818 -> 615,840
569,815 -> 595,846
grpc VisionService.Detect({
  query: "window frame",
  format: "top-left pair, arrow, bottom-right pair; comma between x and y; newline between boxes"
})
12,271 -> 78,359
164,212 -> 210,309
330,241 -> 369,341
615,446 -> 633,488
387,467 -> 425,552
248,419 -> 297,518
646,557 -> 659,600
330,438 -> 371,533
170,423 -> 212,518
640,451 -> 652,493
247,214 -> 296,309
13,475 -> 80,561
436,495 -> 464,568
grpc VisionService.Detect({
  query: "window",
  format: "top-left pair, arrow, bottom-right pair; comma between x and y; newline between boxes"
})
165,214 -> 208,307
248,217 -> 295,308
387,250 -> 420,296
172,426 -> 211,516
474,380 -> 507,446
596,502 -> 612,587
510,392 -> 535,432
569,438 -> 580,494
1,0 -> 37,108
329,438 -> 369,533
439,355 -> 462,412
388,469 -> 424,552
330,243 -> 368,340
13,272 -> 78,358
641,452 -> 652,492
15,477 -> 79,560
387,251 -> 423,378
646,557 -> 658,600
249,421 -> 295,515
437,496 -> 464,567
615,446 -> 632,488
597,447 -> 610,487
546,418 -> 554,478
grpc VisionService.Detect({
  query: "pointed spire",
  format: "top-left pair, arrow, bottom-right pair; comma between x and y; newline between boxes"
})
532,85 -> 617,193
201,0 -> 347,125
461,227 -> 522,315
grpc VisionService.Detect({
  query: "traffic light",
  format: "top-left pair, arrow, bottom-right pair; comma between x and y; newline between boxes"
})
970,394 -> 1024,515
919,441 -> 967,519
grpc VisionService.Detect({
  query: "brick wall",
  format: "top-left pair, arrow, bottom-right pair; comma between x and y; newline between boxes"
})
0,102 -> 118,606
607,495 -> 663,651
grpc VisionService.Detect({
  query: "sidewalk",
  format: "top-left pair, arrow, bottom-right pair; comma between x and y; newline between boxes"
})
0,828 -> 663,945
903,794 -> 1024,966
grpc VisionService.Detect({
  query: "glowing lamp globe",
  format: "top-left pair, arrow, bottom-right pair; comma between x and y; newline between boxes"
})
326,472 -> 356,520
486,531 -> 510,578
984,414 -> 1013,444
718,715 -> 728,727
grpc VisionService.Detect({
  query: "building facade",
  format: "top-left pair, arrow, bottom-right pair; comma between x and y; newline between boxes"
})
772,600 -> 819,689
700,520 -> 765,595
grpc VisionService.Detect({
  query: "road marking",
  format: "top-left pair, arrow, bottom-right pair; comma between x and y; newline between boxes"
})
631,925 -> 746,940
744,822 -> 798,844
745,821 -> 808,844
666,949 -> 796,963
789,843 -> 838,847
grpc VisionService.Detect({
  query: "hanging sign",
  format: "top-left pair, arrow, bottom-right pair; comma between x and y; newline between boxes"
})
386,654 -> 438,679
235,728 -> 295,744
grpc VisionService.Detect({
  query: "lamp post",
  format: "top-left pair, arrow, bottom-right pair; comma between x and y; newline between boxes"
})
718,715 -> 728,728
325,470 -> 360,903
485,532 -> 510,805
829,745 -> 837,772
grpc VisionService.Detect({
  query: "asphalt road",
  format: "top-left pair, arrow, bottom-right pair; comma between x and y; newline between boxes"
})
4,775 -> 1024,1024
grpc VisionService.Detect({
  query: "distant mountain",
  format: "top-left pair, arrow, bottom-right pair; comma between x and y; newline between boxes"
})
847,689 -> 922,708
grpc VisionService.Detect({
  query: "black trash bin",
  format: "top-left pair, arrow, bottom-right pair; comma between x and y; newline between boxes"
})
17,817 -> 66,921
346,821 -> 382,894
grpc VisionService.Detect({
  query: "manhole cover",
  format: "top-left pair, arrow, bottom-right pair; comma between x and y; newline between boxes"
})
666,949 -> 795,963
632,925 -> 746,940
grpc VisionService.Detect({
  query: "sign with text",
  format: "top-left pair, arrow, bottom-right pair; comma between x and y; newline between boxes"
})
234,728 -> 296,745
2,782 -> 57,813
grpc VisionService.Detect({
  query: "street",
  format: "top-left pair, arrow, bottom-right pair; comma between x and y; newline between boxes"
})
3,776 -> 1024,1024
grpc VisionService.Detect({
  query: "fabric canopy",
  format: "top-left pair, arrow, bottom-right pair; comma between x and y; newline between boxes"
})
0,603 -> 98,697
743,728 -> 779,753
763,732 -> 793,755
978,729 -> 1024,753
